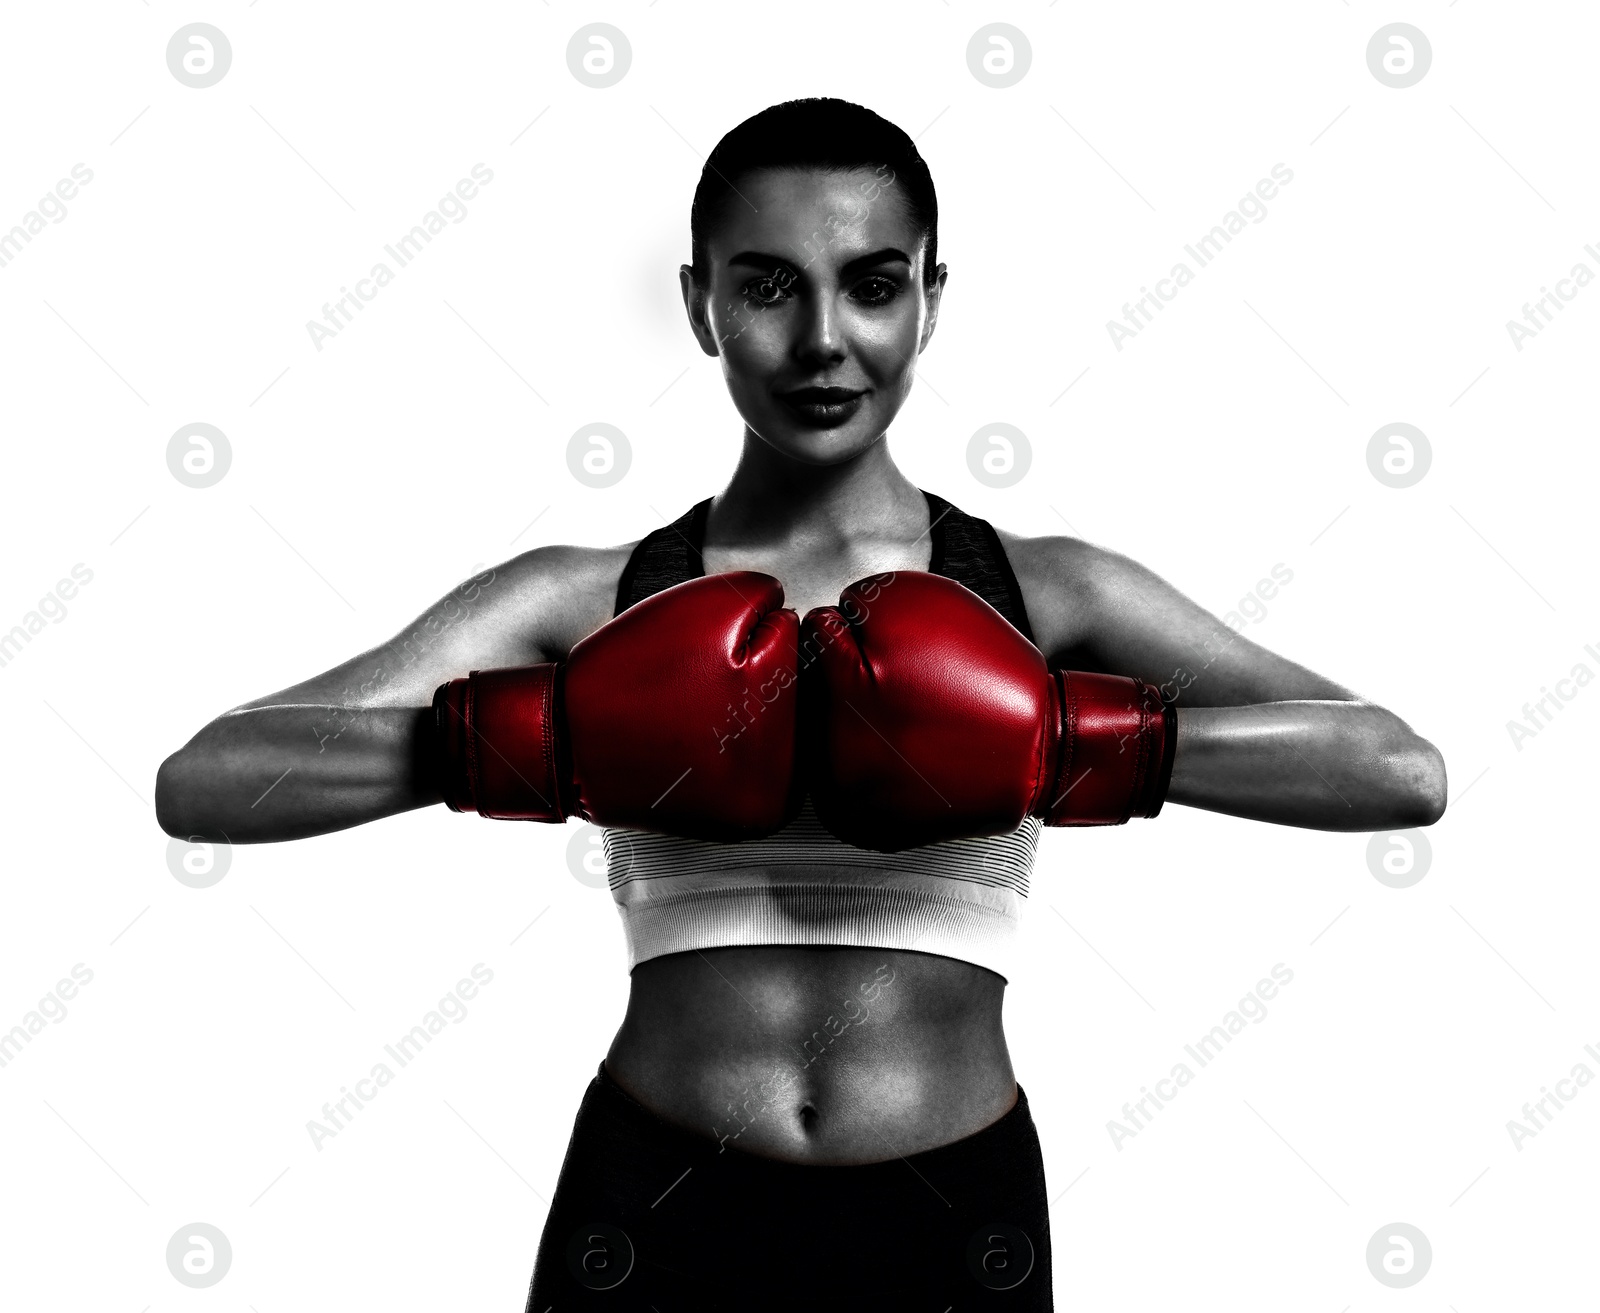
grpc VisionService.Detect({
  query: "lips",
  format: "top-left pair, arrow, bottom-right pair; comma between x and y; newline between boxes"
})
776,386 -> 868,429
780,387 -> 865,404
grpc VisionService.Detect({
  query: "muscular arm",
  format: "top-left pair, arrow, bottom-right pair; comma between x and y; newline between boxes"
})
154,544 -> 628,843
1008,534 -> 1447,831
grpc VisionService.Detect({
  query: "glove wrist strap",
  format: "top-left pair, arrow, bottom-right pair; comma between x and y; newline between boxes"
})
1039,670 -> 1176,826
433,664 -> 569,822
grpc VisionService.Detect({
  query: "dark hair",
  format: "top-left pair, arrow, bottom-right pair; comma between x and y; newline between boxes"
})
690,98 -> 938,288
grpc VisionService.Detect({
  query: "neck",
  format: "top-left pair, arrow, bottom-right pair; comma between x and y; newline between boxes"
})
709,428 -> 927,550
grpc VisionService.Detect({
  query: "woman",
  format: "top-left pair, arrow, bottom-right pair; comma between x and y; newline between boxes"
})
156,99 -> 1446,1310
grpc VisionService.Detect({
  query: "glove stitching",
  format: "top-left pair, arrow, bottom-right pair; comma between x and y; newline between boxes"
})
1057,671 -> 1076,823
1144,684 -> 1163,816
540,665 -> 562,823
1128,682 -> 1152,824
464,676 -> 481,815
1029,674 -> 1051,818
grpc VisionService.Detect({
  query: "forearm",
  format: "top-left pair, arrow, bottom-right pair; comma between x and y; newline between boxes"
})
155,704 -> 438,843
1165,700 -> 1446,831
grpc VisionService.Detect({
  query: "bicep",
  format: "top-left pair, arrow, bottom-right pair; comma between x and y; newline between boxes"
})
1025,538 -> 1355,707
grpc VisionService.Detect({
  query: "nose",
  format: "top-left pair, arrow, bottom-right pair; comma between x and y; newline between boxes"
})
793,289 -> 846,367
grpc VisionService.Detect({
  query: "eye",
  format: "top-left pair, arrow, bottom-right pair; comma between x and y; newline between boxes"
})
742,270 -> 795,306
852,276 -> 901,307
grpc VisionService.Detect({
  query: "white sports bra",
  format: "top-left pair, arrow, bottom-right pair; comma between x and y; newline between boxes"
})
604,797 -> 1041,981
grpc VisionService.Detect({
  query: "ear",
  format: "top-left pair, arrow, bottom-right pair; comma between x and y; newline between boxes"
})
918,263 -> 949,355
679,265 -> 720,358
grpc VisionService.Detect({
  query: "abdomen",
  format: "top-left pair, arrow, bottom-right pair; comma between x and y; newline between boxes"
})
604,944 -> 1016,1165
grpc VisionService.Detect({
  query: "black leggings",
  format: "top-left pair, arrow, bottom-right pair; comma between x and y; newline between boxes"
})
525,1062 -> 1053,1311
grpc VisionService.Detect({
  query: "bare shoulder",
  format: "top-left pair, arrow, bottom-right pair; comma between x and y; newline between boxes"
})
479,538 -> 640,659
994,527 -> 1144,659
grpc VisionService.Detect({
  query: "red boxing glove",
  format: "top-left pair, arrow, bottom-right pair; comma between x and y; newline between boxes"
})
801,572 -> 1175,852
434,572 -> 802,840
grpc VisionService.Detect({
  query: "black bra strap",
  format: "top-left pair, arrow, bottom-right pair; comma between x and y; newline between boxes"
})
921,491 -> 1036,644
612,499 -> 709,618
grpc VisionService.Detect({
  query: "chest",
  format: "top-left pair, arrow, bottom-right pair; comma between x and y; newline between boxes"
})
700,540 -> 935,615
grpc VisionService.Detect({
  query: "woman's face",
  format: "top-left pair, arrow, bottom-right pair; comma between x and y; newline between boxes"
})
681,166 -> 946,466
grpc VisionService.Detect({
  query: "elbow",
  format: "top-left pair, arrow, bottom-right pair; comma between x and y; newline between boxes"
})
155,749 -> 213,840
154,751 -> 187,837
1390,736 -> 1447,828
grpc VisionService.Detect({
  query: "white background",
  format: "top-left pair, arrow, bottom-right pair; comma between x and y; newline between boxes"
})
1,2 -> 1595,1308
